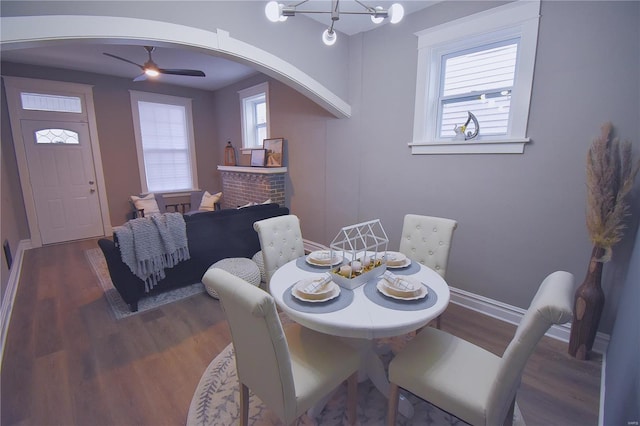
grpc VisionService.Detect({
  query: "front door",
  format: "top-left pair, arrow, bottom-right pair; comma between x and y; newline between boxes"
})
21,120 -> 104,244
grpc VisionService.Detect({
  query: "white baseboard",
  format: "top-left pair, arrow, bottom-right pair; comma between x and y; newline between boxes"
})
0,239 -> 32,368
450,286 -> 610,354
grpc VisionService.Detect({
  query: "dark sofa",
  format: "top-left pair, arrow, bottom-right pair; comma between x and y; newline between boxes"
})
98,203 -> 289,312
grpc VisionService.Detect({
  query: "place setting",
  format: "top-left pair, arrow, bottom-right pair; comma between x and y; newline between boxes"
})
379,251 -> 421,275
295,249 -> 344,272
283,272 -> 354,313
364,270 -> 437,311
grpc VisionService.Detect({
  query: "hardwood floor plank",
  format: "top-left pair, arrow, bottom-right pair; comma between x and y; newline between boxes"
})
1,239 -> 601,426
31,350 -> 75,426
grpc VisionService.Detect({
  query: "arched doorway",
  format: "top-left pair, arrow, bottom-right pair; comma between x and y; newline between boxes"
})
0,15 -> 351,119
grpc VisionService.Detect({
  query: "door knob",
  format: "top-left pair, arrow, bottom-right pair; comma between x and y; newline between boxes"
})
89,180 -> 95,185
90,188 -> 96,193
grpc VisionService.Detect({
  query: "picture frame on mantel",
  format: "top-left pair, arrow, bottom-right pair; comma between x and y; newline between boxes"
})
250,149 -> 266,167
264,138 -> 283,167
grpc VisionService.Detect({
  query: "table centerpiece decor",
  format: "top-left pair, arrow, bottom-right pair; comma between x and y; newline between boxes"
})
329,219 -> 389,290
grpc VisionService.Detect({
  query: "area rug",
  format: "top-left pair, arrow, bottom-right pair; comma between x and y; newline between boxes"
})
84,248 -> 205,320
187,333 -> 526,426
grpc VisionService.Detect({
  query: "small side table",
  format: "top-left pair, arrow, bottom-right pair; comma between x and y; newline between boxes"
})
205,257 -> 261,299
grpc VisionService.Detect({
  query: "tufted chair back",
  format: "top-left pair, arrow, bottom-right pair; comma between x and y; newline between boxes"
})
399,214 -> 458,278
254,214 -> 305,290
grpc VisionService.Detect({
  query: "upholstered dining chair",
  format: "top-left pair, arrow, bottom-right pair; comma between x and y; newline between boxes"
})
202,268 -> 360,425
254,214 -> 305,291
386,270 -> 575,426
399,214 -> 458,328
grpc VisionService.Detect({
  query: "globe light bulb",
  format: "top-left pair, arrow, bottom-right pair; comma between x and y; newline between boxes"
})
371,6 -> 384,24
322,28 -> 337,46
265,1 -> 282,22
389,3 -> 405,24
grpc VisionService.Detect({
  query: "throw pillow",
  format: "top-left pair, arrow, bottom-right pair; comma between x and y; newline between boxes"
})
199,191 -> 222,211
130,193 -> 160,216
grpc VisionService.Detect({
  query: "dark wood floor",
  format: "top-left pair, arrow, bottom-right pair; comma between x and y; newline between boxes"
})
1,238 -> 601,425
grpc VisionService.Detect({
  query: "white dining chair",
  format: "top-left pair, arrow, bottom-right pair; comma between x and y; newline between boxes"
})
203,267 -> 360,425
399,214 -> 457,328
254,214 -> 305,291
387,271 -> 575,426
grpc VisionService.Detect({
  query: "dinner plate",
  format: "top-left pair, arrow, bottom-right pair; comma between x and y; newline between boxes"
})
305,251 -> 344,267
377,251 -> 409,268
376,280 -> 428,301
386,258 -> 412,269
292,280 -> 341,303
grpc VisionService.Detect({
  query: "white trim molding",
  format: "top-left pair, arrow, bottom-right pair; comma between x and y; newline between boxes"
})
450,286 -> 610,355
0,15 -> 351,119
411,0 -> 540,155
0,239 -> 32,368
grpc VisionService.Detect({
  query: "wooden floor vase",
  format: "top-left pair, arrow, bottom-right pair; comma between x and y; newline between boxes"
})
568,246 -> 605,360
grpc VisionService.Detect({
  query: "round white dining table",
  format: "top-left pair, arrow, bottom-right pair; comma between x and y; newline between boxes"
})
269,253 -> 450,419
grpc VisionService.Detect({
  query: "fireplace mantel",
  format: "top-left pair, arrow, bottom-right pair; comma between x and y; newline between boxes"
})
217,166 -> 287,174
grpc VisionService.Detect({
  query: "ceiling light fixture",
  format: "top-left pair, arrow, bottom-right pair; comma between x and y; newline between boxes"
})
265,0 -> 405,46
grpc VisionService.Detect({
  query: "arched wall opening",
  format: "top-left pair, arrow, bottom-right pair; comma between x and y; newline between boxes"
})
0,15 -> 351,118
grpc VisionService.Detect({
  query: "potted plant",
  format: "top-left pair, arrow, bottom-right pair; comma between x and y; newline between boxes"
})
568,122 -> 639,360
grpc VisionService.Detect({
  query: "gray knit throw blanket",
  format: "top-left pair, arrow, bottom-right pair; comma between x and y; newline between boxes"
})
114,212 -> 190,292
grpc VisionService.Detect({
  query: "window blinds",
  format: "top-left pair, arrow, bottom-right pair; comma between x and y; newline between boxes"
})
138,101 -> 193,192
439,41 -> 518,138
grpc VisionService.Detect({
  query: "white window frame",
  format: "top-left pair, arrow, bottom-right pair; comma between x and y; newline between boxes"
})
410,0 -> 540,155
129,90 -> 199,193
239,82 -> 270,150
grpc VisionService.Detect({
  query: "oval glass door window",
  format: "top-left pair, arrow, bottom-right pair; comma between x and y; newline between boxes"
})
35,128 -> 79,144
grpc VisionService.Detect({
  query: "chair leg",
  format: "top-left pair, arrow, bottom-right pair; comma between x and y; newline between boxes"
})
347,372 -> 358,425
239,383 -> 249,426
387,382 -> 400,426
503,396 -> 516,426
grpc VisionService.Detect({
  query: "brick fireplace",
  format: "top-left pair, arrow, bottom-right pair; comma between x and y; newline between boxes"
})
217,166 -> 287,209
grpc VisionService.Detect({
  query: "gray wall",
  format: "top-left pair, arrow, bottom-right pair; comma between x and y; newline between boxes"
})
324,0 -> 640,334
0,79 -> 29,296
603,225 -> 639,426
1,1 -> 638,337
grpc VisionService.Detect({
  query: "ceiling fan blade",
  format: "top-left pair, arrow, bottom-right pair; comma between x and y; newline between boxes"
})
159,68 -> 206,77
102,52 -> 145,71
133,73 -> 148,82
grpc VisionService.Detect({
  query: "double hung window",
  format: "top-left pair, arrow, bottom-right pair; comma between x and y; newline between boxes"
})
411,0 -> 540,154
130,91 -> 198,192
239,82 -> 270,149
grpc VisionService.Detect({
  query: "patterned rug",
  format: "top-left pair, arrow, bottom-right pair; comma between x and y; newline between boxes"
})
84,248 -> 205,320
187,327 -> 525,426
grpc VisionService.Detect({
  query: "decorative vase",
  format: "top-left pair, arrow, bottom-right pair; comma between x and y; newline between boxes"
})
224,141 -> 236,166
568,246 -> 606,360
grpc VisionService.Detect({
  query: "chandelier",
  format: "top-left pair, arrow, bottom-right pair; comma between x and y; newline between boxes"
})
265,0 -> 405,46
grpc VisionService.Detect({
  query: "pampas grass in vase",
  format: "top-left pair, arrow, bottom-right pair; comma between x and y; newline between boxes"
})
568,122 -> 639,360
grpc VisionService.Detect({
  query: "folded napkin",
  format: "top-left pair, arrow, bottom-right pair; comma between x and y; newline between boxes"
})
302,273 -> 332,294
384,252 -> 407,266
309,251 -> 336,265
382,271 -> 415,291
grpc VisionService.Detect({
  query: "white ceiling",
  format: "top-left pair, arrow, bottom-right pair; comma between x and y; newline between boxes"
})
0,1 -> 436,91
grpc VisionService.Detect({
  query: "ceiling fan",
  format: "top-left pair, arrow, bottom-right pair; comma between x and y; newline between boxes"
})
103,46 -> 206,81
